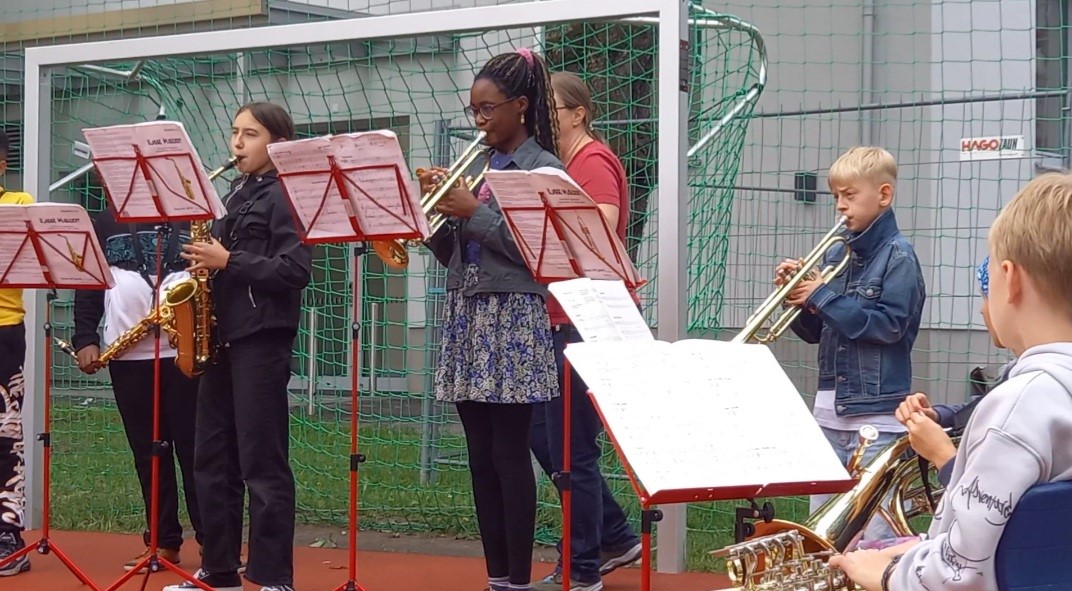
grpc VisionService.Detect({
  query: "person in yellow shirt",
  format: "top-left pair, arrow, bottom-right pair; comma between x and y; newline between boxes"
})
0,129 -> 33,576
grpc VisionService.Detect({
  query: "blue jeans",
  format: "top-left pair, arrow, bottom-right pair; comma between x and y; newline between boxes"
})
530,326 -> 640,582
809,426 -> 902,544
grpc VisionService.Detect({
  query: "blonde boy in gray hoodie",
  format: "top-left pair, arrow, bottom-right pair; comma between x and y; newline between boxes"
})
830,172 -> 1072,591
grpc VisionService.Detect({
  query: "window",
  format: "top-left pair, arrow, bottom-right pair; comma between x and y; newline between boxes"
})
1036,0 -> 1068,161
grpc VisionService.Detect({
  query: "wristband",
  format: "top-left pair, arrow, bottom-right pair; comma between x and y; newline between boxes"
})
881,554 -> 904,591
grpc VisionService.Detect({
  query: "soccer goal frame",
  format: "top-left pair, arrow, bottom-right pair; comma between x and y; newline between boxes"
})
22,0 -> 693,572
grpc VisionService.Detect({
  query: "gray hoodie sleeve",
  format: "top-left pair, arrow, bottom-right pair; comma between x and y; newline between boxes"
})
889,428 -> 1043,590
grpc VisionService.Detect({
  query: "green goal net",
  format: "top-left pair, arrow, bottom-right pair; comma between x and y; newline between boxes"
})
1,0 -> 1050,573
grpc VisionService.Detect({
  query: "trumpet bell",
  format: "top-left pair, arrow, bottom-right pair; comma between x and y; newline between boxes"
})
372,240 -> 410,270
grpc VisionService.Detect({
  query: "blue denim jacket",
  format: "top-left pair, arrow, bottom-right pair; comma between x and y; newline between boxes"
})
791,209 -> 926,416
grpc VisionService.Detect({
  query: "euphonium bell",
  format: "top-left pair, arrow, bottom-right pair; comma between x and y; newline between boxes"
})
371,131 -> 490,269
732,216 -> 851,344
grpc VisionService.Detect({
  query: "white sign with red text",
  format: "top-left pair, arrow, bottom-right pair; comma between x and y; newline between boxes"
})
959,135 -> 1026,161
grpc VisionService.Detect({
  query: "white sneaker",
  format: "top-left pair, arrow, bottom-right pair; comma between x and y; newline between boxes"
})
258,586 -> 297,591
161,568 -> 242,591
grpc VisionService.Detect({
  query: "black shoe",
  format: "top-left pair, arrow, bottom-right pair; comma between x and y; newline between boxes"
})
162,568 -> 242,591
599,542 -> 642,575
0,531 -> 30,577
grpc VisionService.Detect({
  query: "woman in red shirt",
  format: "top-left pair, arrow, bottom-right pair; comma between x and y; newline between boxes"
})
530,71 -> 641,591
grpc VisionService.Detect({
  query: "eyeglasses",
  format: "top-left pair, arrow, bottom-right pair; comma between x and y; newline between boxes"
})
465,97 -> 519,120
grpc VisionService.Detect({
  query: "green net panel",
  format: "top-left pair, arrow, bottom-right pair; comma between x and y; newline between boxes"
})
0,0 -> 1053,573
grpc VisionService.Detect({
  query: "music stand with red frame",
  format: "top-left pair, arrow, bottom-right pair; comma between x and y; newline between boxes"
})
0,217 -> 112,590
568,375 -> 857,591
276,154 -> 425,591
89,147 -> 219,591
498,193 -> 644,589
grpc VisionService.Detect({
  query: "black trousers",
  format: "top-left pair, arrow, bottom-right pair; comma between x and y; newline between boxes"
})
456,401 -> 537,586
0,323 -> 26,533
108,358 -> 202,549
194,331 -> 296,586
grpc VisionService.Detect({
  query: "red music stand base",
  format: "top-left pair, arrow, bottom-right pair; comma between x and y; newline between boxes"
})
106,555 -> 215,591
0,528 -> 99,589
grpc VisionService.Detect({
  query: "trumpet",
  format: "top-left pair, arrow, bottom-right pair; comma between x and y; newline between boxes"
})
732,216 -> 851,344
370,131 -> 490,269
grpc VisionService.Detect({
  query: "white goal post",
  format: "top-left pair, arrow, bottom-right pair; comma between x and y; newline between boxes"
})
22,0 -> 692,572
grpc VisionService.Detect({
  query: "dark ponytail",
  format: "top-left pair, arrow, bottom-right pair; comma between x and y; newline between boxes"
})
475,49 -> 559,157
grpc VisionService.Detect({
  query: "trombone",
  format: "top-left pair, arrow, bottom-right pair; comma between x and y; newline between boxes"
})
371,131 -> 490,269
732,216 -> 851,344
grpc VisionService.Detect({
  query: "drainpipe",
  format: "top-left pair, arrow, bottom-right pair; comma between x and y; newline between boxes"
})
861,0 -> 876,145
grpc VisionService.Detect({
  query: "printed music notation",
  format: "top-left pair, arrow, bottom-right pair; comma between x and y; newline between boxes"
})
82,121 -> 226,222
548,278 -> 652,342
267,130 -> 429,243
564,339 -> 851,497
0,203 -> 114,289
483,168 -> 643,287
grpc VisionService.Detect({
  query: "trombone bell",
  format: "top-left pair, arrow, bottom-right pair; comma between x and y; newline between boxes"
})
732,216 -> 850,344
371,131 -> 489,270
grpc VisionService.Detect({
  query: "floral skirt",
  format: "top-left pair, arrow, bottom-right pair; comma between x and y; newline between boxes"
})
435,265 -> 558,404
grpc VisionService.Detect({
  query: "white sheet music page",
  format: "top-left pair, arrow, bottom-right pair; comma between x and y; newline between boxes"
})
268,137 -> 359,241
28,204 -> 114,287
483,170 -> 578,280
83,121 -> 225,220
330,131 -> 430,239
535,172 -> 639,284
548,278 -> 651,342
564,339 -> 849,496
0,204 -> 46,286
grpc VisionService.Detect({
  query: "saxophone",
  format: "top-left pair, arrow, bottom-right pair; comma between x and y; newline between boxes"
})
55,156 -> 239,376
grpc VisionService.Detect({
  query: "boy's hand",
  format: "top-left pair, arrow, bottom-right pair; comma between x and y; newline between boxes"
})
828,549 -> 890,591
897,392 -> 938,424
786,275 -> 823,307
774,258 -> 802,286
905,411 -> 957,467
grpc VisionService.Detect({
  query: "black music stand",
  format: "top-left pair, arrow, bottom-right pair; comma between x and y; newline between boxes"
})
0,205 -> 113,590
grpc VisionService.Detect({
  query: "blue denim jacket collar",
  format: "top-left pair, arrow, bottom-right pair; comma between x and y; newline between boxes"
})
847,208 -> 899,259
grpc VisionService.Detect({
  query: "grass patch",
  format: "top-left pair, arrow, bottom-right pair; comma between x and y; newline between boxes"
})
49,400 -> 812,571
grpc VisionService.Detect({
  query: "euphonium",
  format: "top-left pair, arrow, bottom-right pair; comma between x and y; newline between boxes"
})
55,156 -> 239,376
711,427 -> 950,591
732,216 -> 851,344
370,131 -> 490,269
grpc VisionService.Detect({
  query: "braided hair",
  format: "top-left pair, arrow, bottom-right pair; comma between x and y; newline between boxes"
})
476,48 -> 559,158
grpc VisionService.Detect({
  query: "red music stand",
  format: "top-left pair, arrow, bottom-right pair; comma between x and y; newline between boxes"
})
272,134 -> 427,591
82,135 -> 223,591
560,340 -> 858,591
482,169 -> 647,589
0,203 -> 114,590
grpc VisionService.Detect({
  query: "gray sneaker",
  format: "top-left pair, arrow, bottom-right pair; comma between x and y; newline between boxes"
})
0,532 -> 29,577
532,570 -> 603,591
599,542 -> 642,575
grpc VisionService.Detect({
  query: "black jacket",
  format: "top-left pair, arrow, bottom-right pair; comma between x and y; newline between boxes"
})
72,210 -> 191,351
210,171 -> 312,345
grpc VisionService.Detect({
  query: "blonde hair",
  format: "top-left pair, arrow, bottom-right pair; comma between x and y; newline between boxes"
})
828,146 -> 898,187
989,172 -> 1072,318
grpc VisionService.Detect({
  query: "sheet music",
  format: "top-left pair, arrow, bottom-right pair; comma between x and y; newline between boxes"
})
538,172 -> 639,284
483,170 -> 578,280
268,130 -> 429,242
82,121 -> 225,220
0,203 -> 115,288
268,137 -> 358,241
564,340 -> 850,496
548,278 -> 651,342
